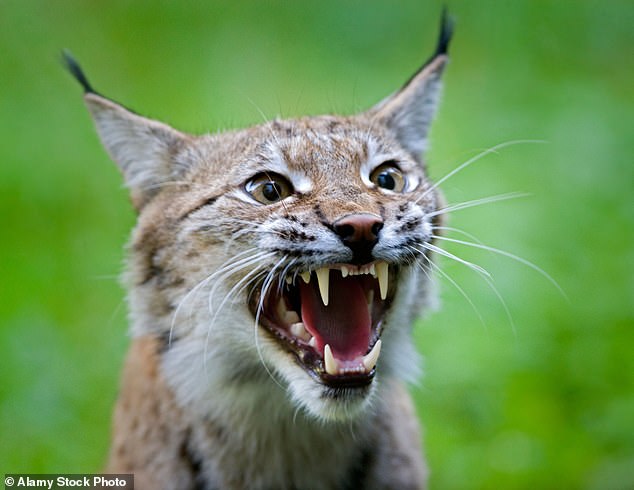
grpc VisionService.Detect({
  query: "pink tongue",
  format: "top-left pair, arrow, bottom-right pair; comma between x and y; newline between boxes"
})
300,272 -> 370,360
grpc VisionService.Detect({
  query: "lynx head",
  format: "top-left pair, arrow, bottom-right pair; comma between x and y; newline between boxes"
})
66,13 -> 452,421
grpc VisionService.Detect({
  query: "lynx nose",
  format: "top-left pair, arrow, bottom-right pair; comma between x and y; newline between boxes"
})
333,213 -> 384,265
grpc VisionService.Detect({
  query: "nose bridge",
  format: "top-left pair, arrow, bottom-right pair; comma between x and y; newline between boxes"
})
321,184 -> 378,220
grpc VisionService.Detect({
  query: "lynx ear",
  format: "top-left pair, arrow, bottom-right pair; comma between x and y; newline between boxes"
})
63,52 -> 188,208
369,10 -> 453,159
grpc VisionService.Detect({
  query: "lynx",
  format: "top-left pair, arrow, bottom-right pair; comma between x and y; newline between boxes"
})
66,11 -> 453,490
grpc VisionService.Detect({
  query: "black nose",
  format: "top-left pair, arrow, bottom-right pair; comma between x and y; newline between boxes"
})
333,213 -> 384,265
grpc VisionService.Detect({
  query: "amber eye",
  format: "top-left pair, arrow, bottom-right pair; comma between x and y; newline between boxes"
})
245,173 -> 293,204
370,162 -> 406,192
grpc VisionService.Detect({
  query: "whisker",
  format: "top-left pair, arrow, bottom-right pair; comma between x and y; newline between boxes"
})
253,257 -> 288,390
480,272 -> 517,337
254,258 -> 286,332
417,242 -> 491,278
139,180 -> 190,192
207,252 -> 277,309
169,272 -> 216,347
422,255 -> 487,329
362,110 -> 382,149
208,263 -> 270,325
232,269 -> 270,306
432,235 -> 566,298
403,244 -> 427,270
203,264 -> 270,371
431,225 -> 485,245
222,218 -> 266,228
244,94 -> 283,149
418,243 -> 516,335
418,139 -> 546,203
426,192 -> 530,219
222,219 -> 289,240
278,258 -> 298,292
170,248 -> 272,347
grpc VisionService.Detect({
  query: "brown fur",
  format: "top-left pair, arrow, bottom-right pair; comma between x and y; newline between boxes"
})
107,337 -> 427,489
70,13 -> 453,489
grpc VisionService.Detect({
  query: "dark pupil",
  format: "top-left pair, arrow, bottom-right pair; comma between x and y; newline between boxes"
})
377,172 -> 395,190
262,182 -> 282,201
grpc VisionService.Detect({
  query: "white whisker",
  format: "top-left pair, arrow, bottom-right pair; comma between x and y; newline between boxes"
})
170,248 -> 273,348
207,251 -> 276,305
253,256 -> 288,390
169,272 -> 216,348
208,264 -> 270,325
203,264 -> 270,371
426,192 -> 530,219
432,235 -> 566,298
481,272 -> 517,337
423,256 -> 487,329
418,242 -> 516,334
417,242 -> 491,278
432,225 -> 485,245
418,139 -> 546,203
278,258 -> 298,292
223,219 -> 288,240
244,94 -> 283,150
140,180 -> 189,191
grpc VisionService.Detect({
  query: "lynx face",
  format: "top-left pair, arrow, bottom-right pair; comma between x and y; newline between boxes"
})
165,117 -> 442,419
66,17 -> 451,421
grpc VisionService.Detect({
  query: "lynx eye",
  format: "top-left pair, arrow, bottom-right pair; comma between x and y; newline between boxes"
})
245,172 -> 293,204
370,162 -> 406,192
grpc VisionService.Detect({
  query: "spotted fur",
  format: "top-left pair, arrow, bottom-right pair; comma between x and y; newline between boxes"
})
69,12 -> 453,490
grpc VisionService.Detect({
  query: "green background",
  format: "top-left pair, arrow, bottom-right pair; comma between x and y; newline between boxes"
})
1,1 -> 632,488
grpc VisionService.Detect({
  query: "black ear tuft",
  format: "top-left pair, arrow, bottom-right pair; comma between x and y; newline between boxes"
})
61,50 -> 97,94
434,7 -> 454,57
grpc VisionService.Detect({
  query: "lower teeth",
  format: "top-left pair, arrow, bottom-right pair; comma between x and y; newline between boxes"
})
322,340 -> 382,376
290,322 -> 311,342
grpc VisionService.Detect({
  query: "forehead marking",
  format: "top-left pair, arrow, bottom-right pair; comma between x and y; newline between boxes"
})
262,140 -> 313,194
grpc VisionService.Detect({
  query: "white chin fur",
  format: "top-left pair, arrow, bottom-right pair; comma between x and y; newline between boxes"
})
265,343 -> 378,422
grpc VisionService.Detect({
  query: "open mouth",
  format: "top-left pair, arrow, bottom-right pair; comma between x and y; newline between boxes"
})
248,261 -> 397,388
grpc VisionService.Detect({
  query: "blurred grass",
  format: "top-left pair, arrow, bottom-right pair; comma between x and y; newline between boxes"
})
1,0 -> 632,488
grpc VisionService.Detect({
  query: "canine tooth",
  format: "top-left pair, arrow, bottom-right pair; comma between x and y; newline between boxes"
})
316,268 -> 330,306
290,321 -> 308,339
284,311 -> 300,325
376,261 -> 389,300
300,271 -> 311,284
341,266 -> 349,278
362,340 -> 382,372
324,344 -> 339,375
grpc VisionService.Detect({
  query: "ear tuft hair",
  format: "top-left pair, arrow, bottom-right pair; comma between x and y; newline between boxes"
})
61,50 -> 97,95
63,52 -> 189,210
434,7 -> 454,58
366,9 -> 454,160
